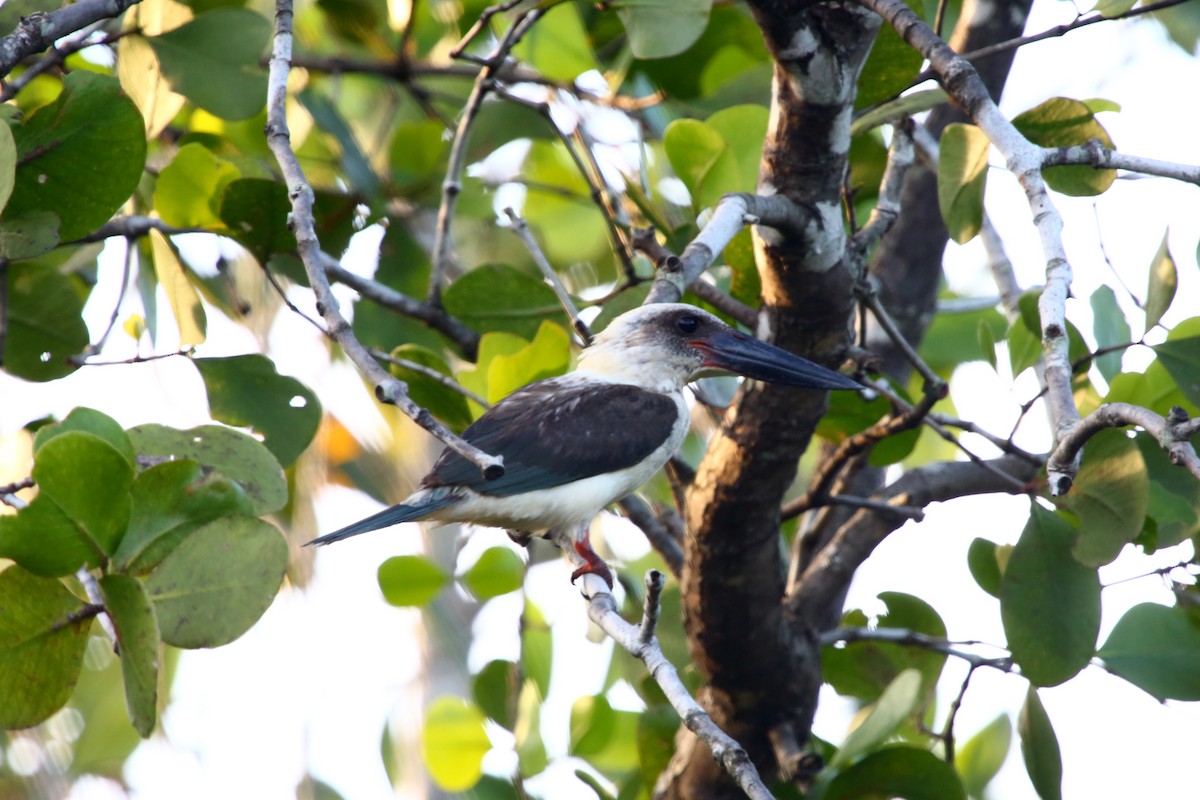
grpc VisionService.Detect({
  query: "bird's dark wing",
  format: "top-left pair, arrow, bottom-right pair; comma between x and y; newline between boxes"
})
424,379 -> 680,497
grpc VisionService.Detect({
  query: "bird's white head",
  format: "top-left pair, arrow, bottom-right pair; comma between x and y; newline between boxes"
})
576,303 -> 859,394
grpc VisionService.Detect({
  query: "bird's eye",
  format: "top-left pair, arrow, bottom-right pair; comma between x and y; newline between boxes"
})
676,314 -> 700,335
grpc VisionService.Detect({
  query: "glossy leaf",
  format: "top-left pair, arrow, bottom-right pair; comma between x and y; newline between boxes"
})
0,566 -> 92,728
1012,97 -> 1115,196
387,344 -> 473,433
824,746 -> 966,800
1089,285 -> 1129,383
143,515 -> 288,648
937,123 -> 989,244
378,555 -> 449,606
4,71 -> 146,240
2,261 -> 88,381
149,8 -> 270,120
32,431 -> 134,558
1063,428 -> 1148,566
33,406 -> 135,466
956,714 -> 1012,799
154,142 -> 241,228
1000,505 -> 1100,687
1144,231 -> 1177,330
830,669 -> 923,769
149,229 -> 207,346
422,696 -> 490,791
443,264 -> 569,340
611,0 -> 712,59
99,574 -> 160,737
195,354 -> 322,467
1098,602 -> 1200,701
127,423 -> 288,514
1152,316 -> 1200,408
461,547 -> 525,600
1018,687 -> 1062,800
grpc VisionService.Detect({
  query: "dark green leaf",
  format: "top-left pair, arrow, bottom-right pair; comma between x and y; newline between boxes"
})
299,88 -> 380,196
1145,231 -> 1177,330
4,71 -> 146,240
855,0 -> 924,109
1063,428 -> 1148,566
1000,505 -> 1100,686
977,317 -> 997,371
1012,97 -> 1115,196
1104,359 -> 1198,418
443,264 -> 569,340
966,537 -> 1005,598
422,696 -> 490,792
1098,602 -> 1200,701
0,566 -> 92,728
611,0 -> 712,59
34,407 -> 135,466
390,120 -> 450,189
461,547 -> 525,600
1018,687 -> 1062,800
0,116 -> 15,214
154,142 -> 241,228
32,431 -> 134,557
638,704 -> 681,790
2,261 -> 88,381
387,344 -> 473,433
195,354 -> 322,467
143,515 -> 288,648
0,210 -> 60,259
115,459 -> 255,573
127,423 -> 288,514
918,303 -> 1006,375
1089,285 -> 1129,383
1153,316 -> 1200,408
956,714 -> 1011,799
937,123 -> 989,244
99,574 -> 160,736
378,555 -> 448,606
473,659 -> 517,729
218,178 -> 294,264
1136,433 -> 1200,549
0,491 -> 96,576
824,746 -> 966,800
150,9 -> 270,120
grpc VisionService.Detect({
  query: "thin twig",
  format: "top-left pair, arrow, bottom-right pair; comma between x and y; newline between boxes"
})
370,349 -> 490,408
0,0 -> 143,79
819,626 -> 1014,672
503,207 -> 592,344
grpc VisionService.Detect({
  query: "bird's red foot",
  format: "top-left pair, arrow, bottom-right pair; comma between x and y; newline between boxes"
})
570,530 -> 614,589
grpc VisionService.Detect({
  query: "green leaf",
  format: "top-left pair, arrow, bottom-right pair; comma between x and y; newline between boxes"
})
569,694 -> 640,771
443,264 -> 569,340
390,120 -> 450,189
387,344 -> 474,433
483,321 -> 571,404
218,178 -> 294,264
956,714 -> 1012,799
194,354 -> 322,467
461,547 -> 525,600
1136,433 -> 1200,549
143,515 -> 288,648
0,118 -> 16,215
976,317 -> 997,371
4,71 -> 146,240
513,3 -> 597,81
966,537 -> 1006,598
1092,0 -> 1137,18
520,141 -> 611,268
521,613 -> 553,698
1098,602 -> 1200,701
127,423 -> 288,514
1007,291 -> 1088,378
1104,359 -> 1198,418
154,142 -> 241,229
830,669 -> 923,769
1018,687 -> 1062,800
918,302 -> 1006,375
1000,505 -> 1100,686
824,746 -> 966,800
1152,316 -> 1200,408
937,123 -> 990,244
0,210 -> 60,259
34,407 -> 135,466
0,491 -> 97,576
705,104 -> 770,197
1063,428 -> 1149,566
33,431 -> 134,557
149,9 -> 270,120
422,696 -> 490,792
149,229 -> 207,346
299,88 -> 380,196
115,459 -> 255,573
99,574 -> 160,737
724,228 -> 761,306
855,0 -> 924,109
472,659 -> 517,729
1089,285 -> 1129,383
1145,231 -> 1177,330
611,0 -> 712,59
0,566 -> 92,728
378,555 -> 449,606
1012,97 -> 1116,196
2,260 -> 88,381
662,108 -> 766,211
514,679 -> 548,776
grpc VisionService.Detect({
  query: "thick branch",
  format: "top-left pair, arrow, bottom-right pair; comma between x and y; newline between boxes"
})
1041,142 -> 1200,185
0,0 -> 141,79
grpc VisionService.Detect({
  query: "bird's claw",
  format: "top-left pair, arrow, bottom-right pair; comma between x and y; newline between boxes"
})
570,533 -> 614,590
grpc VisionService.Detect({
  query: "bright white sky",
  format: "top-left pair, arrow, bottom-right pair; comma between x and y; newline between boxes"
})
3,2 -> 1200,798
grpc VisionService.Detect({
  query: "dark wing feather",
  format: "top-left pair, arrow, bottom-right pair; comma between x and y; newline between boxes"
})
424,380 -> 679,496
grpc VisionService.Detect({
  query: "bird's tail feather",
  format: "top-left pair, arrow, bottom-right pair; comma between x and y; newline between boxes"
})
306,493 -> 458,546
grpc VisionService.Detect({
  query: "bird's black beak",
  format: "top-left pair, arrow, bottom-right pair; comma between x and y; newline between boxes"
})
691,330 -> 860,390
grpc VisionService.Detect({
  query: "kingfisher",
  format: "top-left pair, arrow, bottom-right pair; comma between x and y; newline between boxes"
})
308,303 -> 859,587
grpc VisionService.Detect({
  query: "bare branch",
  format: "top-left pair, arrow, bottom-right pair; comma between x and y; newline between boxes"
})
1041,142 -> 1200,185
0,0 -> 141,79
265,0 -> 503,479
820,626 -> 1014,671
617,495 -> 684,578
370,349 -> 490,408
851,122 -> 916,256
502,207 -> 592,345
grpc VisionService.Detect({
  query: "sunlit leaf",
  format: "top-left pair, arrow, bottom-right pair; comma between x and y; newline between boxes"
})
1145,231 -> 1177,330
422,696 -> 490,791
937,123 -> 989,244
154,142 -> 241,229
513,3 -> 597,81
149,229 -> 207,347
460,547 -> 525,600
378,555 -> 448,606
1012,97 -> 1115,196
